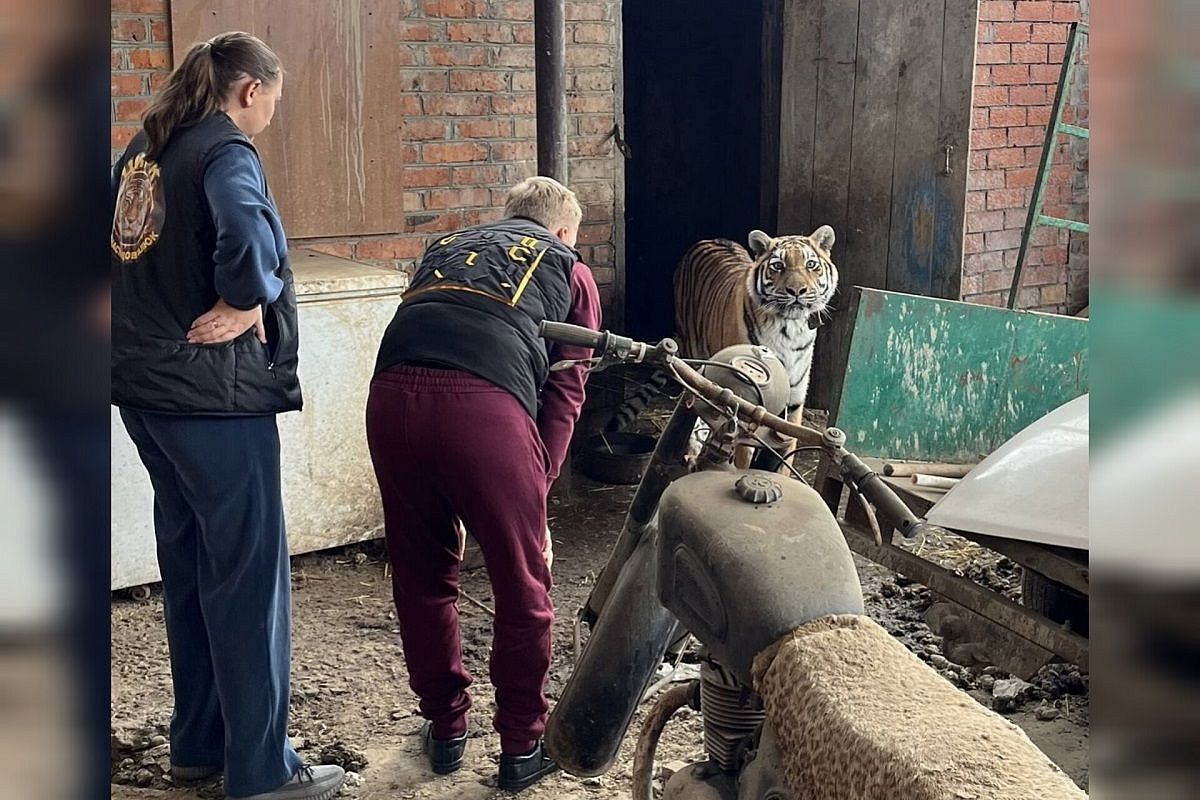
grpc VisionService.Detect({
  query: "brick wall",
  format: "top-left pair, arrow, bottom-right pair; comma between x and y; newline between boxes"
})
961,0 -> 1089,313
111,0 -> 621,311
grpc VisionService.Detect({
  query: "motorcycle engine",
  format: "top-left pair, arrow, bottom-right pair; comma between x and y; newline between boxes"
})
700,657 -> 766,772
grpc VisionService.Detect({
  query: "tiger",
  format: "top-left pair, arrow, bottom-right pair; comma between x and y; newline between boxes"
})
607,226 -> 838,467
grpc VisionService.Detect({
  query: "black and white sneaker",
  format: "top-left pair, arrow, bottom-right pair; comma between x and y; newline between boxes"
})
233,764 -> 345,800
498,740 -> 558,792
421,721 -> 468,775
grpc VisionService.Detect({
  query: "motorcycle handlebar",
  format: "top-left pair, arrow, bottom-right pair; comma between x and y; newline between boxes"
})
539,322 -> 921,535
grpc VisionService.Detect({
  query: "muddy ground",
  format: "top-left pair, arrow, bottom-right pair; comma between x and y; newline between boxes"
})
111,464 -> 1087,799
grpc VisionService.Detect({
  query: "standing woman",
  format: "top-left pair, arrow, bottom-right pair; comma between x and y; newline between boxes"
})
110,32 -> 344,800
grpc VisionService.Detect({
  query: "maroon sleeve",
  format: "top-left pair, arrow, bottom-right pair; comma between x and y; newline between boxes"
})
538,261 -> 602,489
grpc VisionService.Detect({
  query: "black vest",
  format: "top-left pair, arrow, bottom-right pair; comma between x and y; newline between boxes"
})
374,217 -> 577,417
110,114 -> 302,415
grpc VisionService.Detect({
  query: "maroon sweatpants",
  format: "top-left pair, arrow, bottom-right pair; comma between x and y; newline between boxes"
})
365,366 -> 553,755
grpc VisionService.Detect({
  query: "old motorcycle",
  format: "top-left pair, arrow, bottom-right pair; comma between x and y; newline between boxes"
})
537,322 -> 1085,800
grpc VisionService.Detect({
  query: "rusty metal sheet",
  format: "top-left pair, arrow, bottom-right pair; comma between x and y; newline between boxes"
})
831,287 -> 1089,463
170,0 -> 405,238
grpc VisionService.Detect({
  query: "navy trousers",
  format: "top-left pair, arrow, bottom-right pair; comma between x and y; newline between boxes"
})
120,409 -> 301,797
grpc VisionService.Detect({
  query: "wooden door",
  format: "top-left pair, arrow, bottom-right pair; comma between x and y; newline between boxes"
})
763,0 -> 978,410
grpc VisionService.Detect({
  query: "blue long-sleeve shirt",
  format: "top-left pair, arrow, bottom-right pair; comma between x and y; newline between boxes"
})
202,142 -> 287,310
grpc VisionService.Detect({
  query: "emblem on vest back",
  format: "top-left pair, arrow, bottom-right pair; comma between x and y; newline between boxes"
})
111,152 -> 166,263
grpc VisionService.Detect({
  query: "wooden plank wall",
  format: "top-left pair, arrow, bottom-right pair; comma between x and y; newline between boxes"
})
772,0 -> 978,411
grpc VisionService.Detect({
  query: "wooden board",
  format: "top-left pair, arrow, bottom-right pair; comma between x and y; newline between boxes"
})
773,0 -> 978,410
171,0 -> 405,239
831,287 -> 1089,463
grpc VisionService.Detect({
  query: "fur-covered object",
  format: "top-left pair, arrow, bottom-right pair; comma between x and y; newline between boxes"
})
752,614 -> 1086,800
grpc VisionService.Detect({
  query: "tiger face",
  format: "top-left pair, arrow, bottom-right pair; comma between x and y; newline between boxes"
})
747,226 -> 838,321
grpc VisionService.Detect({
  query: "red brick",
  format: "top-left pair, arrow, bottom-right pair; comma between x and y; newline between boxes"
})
1006,167 -> 1038,187
452,165 -> 504,185
568,95 -> 612,114
1008,125 -> 1046,146
423,142 -> 489,163
1010,85 -> 1050,105
492,95 -> 536,115
971,127 -> 1008,150
976,43 -> 1010,64
994,23 -> 1031,42
1031,23 -> 1068,42
423,94 -> 490,115
112,18 -> 150,42
979,0 -> 1015,21
967,210 -> 1006,232
426,45 -> 489,66
578,223 -> 613,245
115,98 -> 151,121
404,166 -> 452,187
398,22 -> 436,40
1015,2 -> 1054,21
149,72 -> 170,92
1048,44 -> 1067,62
973,107 -> 990,128
494,46 -> 534,68
128,48 -> 171,69
112,73 -> 146,97
990,105 -> 1027,126
966,190 -> 987,212
401,70 -> 449,92
1040,283 -> 1067,303
566,2 -> 608,20
448,22 -> 512,43
1053,3 -> 1082,22
112,0 -> 166,11
1012,43 -> 1048,63
455,188 -> 493,207
453,119 -> 510,138
985,228 -> 1024,251
963,233 -> 986,254
565,46 -> 614,68
514,118 -> 537,138
982,269 -> 1014,293
513,24 -> 536,44
1026,105 -> 1052,126
356,237 -> 429,260
970,150 -> 988,170
974,86 -> 1009,106
574,71 -> 613,92
494,0 -> 534,20
965,251 -> 1005,274
1041,247 -> 1069,266
974,65 -> 991,86
450,70 -> 507,92
1030,63 -> 1062,83
960,273 -> 983,296
986,187 -> 1030,209
112,125 -> 140,149
401,119 -> 449,141
988,147 -> 1026,168
511,71 -> 537,91
572,23 -> 613,44
491,141 -> 537,161
578,115 -> 614,135
992,64 -> 1030,84
151,19 -> 169,43
968,168 -> 1006,190
112,49 -> 125,69
423,0 -> 489,17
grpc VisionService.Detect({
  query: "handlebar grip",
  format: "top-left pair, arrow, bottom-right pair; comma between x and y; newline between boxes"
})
840,453 -> 921,538
539,321 -> 606,349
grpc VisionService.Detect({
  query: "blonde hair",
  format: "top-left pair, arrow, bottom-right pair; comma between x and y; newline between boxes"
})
503,176 -> 583,233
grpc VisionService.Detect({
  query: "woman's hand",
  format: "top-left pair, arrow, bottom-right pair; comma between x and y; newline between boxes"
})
187,298 -> 267,344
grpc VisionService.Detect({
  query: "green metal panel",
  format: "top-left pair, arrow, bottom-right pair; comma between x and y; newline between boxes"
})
832,288 -> 1088,463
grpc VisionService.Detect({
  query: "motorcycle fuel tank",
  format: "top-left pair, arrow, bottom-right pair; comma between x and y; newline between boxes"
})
657,470 -> 864,685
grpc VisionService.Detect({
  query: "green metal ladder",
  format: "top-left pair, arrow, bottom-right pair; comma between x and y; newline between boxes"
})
1007,21 -> 1089,310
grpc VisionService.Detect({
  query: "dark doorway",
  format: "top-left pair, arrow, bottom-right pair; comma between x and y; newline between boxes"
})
622,0 -> 767,341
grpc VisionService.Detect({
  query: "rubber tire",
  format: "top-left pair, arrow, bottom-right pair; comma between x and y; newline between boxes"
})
1021,568 -> 1089,637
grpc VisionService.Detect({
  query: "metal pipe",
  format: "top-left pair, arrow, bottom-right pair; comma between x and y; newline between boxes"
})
534,0 -> 569,180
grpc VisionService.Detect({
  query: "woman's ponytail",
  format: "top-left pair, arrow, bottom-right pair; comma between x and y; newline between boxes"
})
141,32 -> 282,158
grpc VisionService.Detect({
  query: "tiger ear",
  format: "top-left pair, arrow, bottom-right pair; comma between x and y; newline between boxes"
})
810,225 -> 836,253
748,229 -> 773,257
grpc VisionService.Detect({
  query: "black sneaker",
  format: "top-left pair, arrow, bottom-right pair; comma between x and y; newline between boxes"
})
421,721 -> 467,775
498,740 -> 558,792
